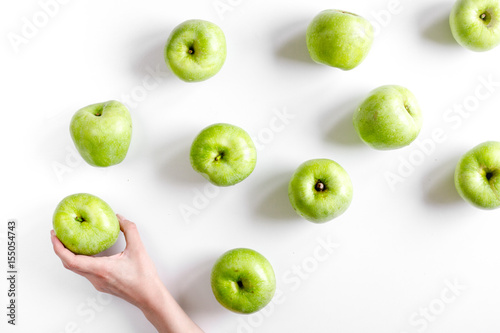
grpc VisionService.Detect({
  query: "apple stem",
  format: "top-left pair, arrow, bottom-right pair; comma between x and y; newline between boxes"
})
315,181 -> 326,192
214,153 -> 224,162
480,13 -> 486,20
94,105 -> 104,116
188,47 -> 194,54
75,217 -> 84,222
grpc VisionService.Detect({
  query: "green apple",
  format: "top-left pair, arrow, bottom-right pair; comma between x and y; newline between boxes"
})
353,85 -> 423,150
53,193 -> 120,255
70,100 -> 132,167
164,19 -> 227,82
449,0 -> 500,51
211,248 -> 276,314
306,9 -> 374,70
288,159 -> 353,223
455,141 -> 500,209
190,123 -> 257,186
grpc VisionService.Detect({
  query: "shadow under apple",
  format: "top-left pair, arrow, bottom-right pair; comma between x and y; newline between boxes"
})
155,137 -> 207,186
131,29 -> 176,82
276,30 -> 316,64
419,2 -> 459,46
423,157 -> 463,206
177,257 -> 223,316
321,97 -> 365,147
274,18 -> 317,65
252,170 -> 301,222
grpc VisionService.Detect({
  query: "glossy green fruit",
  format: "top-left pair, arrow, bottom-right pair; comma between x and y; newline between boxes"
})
353,85 -> 423,150
164,19 -> 227,82
70,100 -> 132,167
211,248 -> 276,314
288,159 -> 353,223
190,123 -> 257,186
450,0 -> 500,51
455,141 -> 500,209
306,9 -> 374,70
53,193 -> 120,255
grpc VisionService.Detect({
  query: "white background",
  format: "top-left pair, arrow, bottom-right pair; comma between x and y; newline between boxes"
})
1,0 -> 500,332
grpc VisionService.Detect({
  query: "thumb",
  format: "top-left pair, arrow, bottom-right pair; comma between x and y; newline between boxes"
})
116,214 -> 144,253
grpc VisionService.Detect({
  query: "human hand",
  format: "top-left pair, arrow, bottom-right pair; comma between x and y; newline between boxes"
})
51,214 -> 203,333
51,214 -> 161,307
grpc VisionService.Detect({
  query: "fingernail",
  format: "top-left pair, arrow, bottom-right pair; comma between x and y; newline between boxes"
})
116,214 -> 124,220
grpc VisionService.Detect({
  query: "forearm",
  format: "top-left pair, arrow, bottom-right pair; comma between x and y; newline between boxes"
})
138,279 -> 203,333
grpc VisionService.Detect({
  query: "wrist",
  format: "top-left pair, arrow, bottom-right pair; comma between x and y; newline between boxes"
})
136,276 -> 170,313
138,279 -> 203,333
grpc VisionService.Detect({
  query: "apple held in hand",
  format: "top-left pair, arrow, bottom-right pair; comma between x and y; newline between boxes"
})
211,248 -> 276,314
70,100 -> 132,167
455,141 -> 500,209
306,9 -> 374,70
288,159 -> 353,223
449,0 -> 500,51
353,85 -> 423,150
190,123 -> 257,186
164,19 -> 227,82
53,193 -> 120,255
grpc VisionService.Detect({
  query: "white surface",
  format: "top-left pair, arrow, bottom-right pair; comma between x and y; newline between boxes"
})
1,0 -> 500,332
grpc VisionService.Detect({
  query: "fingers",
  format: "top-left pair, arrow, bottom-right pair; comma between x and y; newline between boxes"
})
51,230 -> 76,265
117,214 -> 144,253
50,230 -> 97,274
51,214 -> 144,275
